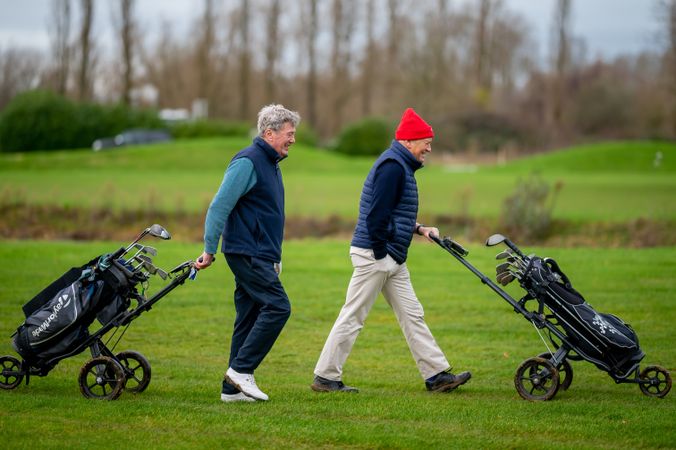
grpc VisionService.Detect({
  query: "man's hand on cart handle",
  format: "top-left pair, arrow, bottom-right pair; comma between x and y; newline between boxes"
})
195,252 -> 215,270
416,224 -> 440,243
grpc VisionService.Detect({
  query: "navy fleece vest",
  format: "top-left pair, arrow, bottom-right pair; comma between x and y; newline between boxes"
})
351,140 -> 421,263
221,137 -> 285,262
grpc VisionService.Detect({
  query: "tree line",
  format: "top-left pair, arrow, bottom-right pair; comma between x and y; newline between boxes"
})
1,0 -> 675,152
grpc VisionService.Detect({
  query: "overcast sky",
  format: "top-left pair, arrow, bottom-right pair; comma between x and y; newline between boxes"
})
0,0 -> 665,64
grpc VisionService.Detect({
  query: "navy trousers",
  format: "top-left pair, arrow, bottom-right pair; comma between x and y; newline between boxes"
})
224,253 -> 291,373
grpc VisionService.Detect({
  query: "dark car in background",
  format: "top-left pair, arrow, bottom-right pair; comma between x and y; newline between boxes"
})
92,129 -> 172,151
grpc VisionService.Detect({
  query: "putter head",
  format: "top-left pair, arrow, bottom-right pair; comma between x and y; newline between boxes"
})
486,234 -> 507,247
149,224 -> 171,240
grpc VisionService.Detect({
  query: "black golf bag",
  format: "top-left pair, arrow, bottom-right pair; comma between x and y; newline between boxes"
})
11,256 -> 136,369
520,256 -> 644,377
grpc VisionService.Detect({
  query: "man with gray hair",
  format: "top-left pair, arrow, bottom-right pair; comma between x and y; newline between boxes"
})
195,104 -> 300,402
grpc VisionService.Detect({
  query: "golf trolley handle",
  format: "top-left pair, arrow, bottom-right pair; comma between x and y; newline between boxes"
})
431,235 -> 469,257
433,236 -> 530,317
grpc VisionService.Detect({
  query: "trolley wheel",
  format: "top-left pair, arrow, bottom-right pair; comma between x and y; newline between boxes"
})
639,365 -> 671,398
116,351 -> 151,393
514,357 -> 560,401
0,356 -> 24,390
78,356 -> 125,400
537,352 -> 573,391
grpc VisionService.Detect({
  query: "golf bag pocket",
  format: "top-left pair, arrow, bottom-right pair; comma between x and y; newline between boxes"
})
12,280 -> 102,362
96,294 -> 130,325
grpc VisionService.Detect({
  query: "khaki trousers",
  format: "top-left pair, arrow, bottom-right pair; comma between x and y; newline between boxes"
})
314,247 -> 450,381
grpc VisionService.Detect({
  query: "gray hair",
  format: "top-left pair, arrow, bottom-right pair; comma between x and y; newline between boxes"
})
257,104 -> 301,136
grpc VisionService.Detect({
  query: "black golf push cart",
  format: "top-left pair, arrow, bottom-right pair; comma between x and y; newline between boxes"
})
0,224 -> 196,400
434,234 -> 671,401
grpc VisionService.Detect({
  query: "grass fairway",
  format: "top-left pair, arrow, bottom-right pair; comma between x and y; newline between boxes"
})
1,139 -> 674,223
0,239 -> 674,448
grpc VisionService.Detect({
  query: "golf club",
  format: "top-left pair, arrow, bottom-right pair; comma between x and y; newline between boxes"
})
123,224 -> 171,254
485,233 -> 527,259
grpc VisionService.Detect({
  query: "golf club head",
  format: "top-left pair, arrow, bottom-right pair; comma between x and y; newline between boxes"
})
495,262 -> 513,273
136,254 -> 153,264
149,224 -> 171,240
133,243 -> 158,257
495,250 -> 512,260
156,268 -> 168,280
143,246 -> 158,256
486,234 -> 507,247
496,271 -> 515,286
142,261 -> 158,275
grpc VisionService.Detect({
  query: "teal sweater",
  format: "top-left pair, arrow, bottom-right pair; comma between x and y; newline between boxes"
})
203,158 -> 257,254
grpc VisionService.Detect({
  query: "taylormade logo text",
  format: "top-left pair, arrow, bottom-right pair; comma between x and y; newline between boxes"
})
32,295 -> 71,338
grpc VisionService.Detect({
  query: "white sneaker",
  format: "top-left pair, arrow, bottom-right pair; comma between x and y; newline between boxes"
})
221,392 -> 256,403
225,368 -> 269,401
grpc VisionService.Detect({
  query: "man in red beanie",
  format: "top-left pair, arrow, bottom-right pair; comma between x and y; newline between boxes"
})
311,108 -> 472,393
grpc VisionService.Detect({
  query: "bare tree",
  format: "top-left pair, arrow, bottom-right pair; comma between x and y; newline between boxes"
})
305,0 -> 319,128
386,0 -> 401,110
264,0 -> 281,101
142,19 -> 190,109
664,0 -> 676,136
549,0 -> 572,137
330,0 -> 355,132
360,0 -> 375,115
113,0 -> 137,105
77,0 -> 94,101
48,0 -> 72,95
0,47 -> 43,109
238,0 -> 251,119
474,0 -> 492,95
195,0 -> 215,113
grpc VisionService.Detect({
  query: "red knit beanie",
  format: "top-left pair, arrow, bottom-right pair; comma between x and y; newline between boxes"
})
395,108 -> 434,140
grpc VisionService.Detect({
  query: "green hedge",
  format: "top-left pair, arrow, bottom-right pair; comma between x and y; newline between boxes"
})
0,90 -> 163,152
332,117 -> 392,156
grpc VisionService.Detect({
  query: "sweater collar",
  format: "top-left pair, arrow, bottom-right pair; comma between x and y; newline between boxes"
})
254,136 -> 285,163
391,140 -> 423,171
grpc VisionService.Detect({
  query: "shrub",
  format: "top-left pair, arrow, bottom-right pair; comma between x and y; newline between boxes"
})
0,89 -> 163,152
294,122 -> 319,147
0,90 -> 79,152
332,117 -> 392,156
500,174 -> 563,241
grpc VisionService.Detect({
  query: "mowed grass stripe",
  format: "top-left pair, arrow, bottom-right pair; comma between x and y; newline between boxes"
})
1,139 -> 675,222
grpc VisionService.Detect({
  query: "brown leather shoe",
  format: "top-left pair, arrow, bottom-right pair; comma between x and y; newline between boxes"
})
311,375 -> 359,393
